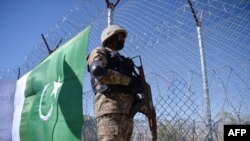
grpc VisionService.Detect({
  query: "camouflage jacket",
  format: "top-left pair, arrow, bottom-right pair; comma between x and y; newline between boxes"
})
87,47 -> 134,117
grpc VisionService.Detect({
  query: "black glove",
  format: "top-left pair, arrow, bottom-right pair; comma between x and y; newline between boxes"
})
130,76 -> 144,94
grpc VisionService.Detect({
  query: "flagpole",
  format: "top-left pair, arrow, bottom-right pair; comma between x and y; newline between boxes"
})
188,0 -> 213,141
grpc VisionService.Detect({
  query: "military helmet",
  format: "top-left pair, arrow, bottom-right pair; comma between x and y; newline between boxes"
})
101,25 -> 127,47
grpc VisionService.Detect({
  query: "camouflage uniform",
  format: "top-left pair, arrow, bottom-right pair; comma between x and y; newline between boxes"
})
96,114 -> 133,141
87,46 -> 134,141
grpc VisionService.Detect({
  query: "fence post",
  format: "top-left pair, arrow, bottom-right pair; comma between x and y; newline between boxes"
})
105,0 -> 120,26
17,67 -> 21,79
188,0 -> 213,141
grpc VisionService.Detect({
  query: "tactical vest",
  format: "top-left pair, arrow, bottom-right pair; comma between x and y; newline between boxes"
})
89,49 -> 135,94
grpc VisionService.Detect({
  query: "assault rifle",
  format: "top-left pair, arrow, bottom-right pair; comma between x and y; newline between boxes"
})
130,56 -> 157,141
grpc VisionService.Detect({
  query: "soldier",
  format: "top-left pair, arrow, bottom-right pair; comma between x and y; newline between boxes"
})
87,25 -> 143,141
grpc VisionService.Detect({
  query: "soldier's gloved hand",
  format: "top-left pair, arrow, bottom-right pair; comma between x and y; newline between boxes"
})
130,76 -> 144,93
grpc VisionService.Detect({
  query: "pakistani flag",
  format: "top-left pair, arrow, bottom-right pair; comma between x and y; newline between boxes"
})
12,26 -> 91,141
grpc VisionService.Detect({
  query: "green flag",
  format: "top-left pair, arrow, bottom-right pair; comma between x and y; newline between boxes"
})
12,26 -> 91,141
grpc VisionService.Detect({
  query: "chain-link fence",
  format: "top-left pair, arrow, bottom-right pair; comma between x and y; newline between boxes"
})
83,69 -> 250,141
82,71 -> 202,141
0,68 -> 18,80
1,0 -> 250,141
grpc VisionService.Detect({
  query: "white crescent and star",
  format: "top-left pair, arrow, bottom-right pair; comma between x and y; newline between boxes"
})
39,76 -> 63,121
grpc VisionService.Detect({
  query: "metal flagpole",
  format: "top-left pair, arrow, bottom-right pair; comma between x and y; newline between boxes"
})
188,0 -> 213,141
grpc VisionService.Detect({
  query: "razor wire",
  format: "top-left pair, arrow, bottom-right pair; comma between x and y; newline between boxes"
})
85,0 -> 250,140
13,0 -> 105,78
1,0 -> 250,141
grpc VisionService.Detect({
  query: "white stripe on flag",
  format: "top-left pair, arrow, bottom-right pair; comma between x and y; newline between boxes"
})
12,72 -> 30,141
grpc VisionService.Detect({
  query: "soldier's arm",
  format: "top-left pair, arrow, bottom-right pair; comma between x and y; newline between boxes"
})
87,47 -> 132,85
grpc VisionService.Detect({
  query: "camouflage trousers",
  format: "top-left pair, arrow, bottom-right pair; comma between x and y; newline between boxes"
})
96,114 -> 133,141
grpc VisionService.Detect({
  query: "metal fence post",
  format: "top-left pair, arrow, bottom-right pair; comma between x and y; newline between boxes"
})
188,0 -> 213,141
105,0 -> 120,26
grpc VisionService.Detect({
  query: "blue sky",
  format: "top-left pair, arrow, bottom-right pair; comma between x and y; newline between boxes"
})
0,0 -> 79,68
